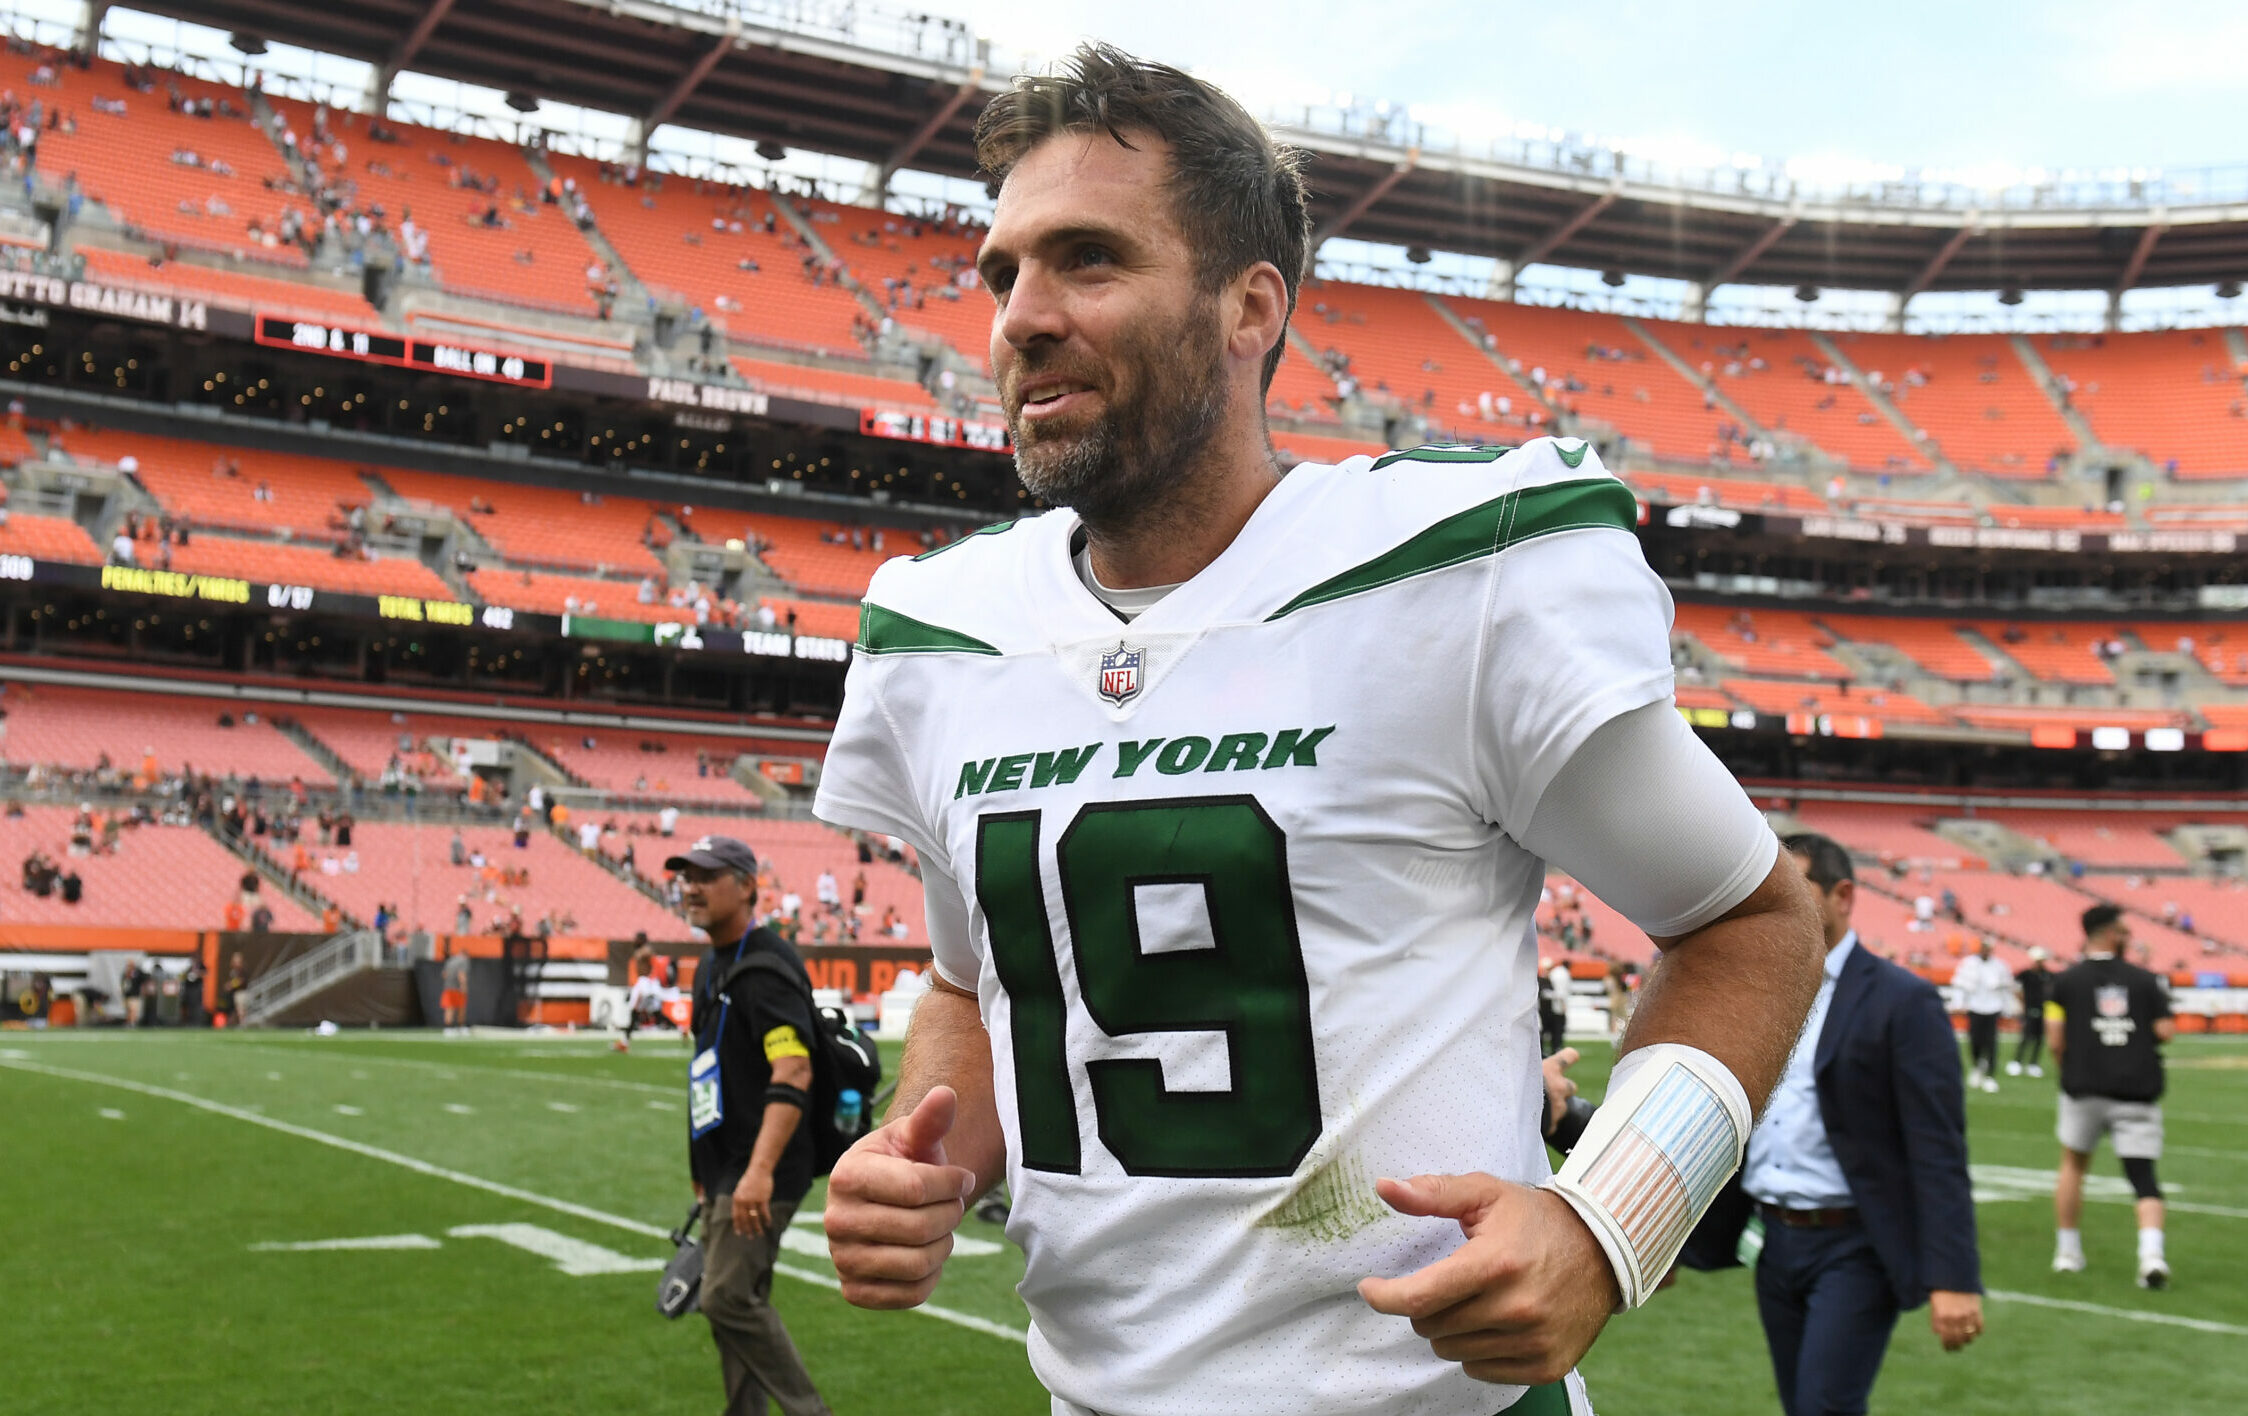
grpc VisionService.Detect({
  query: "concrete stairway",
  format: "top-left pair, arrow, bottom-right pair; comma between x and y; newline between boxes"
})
1807,329 -> 1960,478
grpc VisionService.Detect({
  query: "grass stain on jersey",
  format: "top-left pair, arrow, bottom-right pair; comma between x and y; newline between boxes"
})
1255,1150 -> 1387,1243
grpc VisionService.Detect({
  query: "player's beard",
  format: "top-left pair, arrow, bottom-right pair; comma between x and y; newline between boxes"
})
1006,290 -> 1229,532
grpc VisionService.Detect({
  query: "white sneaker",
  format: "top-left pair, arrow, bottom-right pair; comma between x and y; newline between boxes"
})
2138,1258 -> 2170,1290
2028,1064 -> 2044,1078
1982,1076 -> 2001,1093
2005,1061 -> 2023,1076
2053,1250 -> 2086,1274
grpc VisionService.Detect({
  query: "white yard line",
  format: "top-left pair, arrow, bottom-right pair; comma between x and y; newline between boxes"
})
0,1056 -> 1025,1346
1987,1290 -> 2248,1337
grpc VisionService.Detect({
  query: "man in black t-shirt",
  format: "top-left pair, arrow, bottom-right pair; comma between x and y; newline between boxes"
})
2007,947 -> 2053,1078
675,835 -> 832,1416
2046,905 -> 2175,1289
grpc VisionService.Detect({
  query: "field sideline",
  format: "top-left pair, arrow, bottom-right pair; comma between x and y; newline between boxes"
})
5,1031 -> 2244,1414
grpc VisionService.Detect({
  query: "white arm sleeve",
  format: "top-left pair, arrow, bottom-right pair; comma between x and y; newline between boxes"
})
918,854 -> 978,993
1518,700 -> 1780,940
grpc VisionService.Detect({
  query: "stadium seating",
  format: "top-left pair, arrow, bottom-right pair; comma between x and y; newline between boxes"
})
162,535 -> 454,600
467,567 -> 693,624
1825,333 -> 2075,477
2080,875 -> 2248,950
1821,615 -> 2000,681
24,56 -> 308,265
1266,342 -> 1344,424
1672,603 -> 1851,678
1672,685 -> 1739,711
1647,322 -> 1928,473
680,509 -> 901,598
2035,329 -> 2248,479
318,820 -> 684,939
527,726 -> 811,803
75,245 -> 376,324
283,705 -> 509,783
0,684 -> 332,785
730,354 -> 936,412
381,468 -> 667,574
1292,283 -> 1548,442
0,512 -> 103,564
50,427 -> 372,543
1789,801 -> 1985,867
265,99 -> 605,315
0,806 -> 319,930
1984,811 -> 2190,868
1719,679 -> 1948,725
2131,622 -> 2248,686
805,197 -> 989,363
606,813 -> 928,945
1442,296 -> 1734,463
542,157 -> 871,356
1967,622 -> 2116,684
759,598 -> 861,642
1628,469 -> 1826,512
1272,429 -> 1388,466
1922,868 -> 2207,971
1949,704 -> 2187,733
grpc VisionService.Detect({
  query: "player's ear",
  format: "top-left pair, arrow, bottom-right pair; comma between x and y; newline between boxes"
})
1229,259 -> 1288,371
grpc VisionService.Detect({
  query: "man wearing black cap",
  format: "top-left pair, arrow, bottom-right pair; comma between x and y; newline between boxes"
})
670,834 -> 832,1416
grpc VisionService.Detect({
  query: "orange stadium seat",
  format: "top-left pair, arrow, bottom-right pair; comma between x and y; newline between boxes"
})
730,354 -> 936,412
0,684 -> 333,785
607,814 -> 927,947
1789,801 -> 1985,867
1293,282 -> 1548,443
2081,875 -> 2248,950
0,512 -> 103,564
1646,322 -> 1927,473
543,156 -> 871,356
1273,429 -> 1388,466
1442,296 -> 1734,464
25,57 -> 309,265
1984,503 -> 2124,530
1949,704 -> 2186,733
680,509 -> 902,599
1826,333 -> 2075,477
266,99 -> 605,316
760,598 -> 860,642
1923,868 -> 2207,971
467,567 -> 689,623
1968,621 -> 2116,684
51,426 -> 373,543
1671,603 -> 1850,678
0,420 -> 33,466
0,806 -> 319,930
321,821 -> 687,941
382,468 -> 666,574
2147,505 -> 2248,529
1820,615 -> 2000,681
283,705 -> 513,784
1719,678 -> 1949,725
162,535 -> 453,600
527,725 -> 817,802
1672,685 -> 1739,712
2130,622 -> 2248,686
1266,342 -> 1344,424
1985,811 -> 2192,868
802,196 -> 991,364
75,245 -> 376,324
1628,469 -> 1826,512
2036,329 -> 2248,479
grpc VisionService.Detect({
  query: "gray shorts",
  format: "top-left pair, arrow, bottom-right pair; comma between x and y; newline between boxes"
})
2057,1094 -> 2164,1159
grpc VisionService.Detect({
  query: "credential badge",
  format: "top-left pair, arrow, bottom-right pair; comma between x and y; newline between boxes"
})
1097,642 -> 1144,707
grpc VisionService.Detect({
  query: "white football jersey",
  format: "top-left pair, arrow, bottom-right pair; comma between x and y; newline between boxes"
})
815,438 -> 1670,1415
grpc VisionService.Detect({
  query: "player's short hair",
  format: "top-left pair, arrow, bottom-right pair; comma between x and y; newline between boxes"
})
973,41 -> 1311,395
2081,903 -> 2124,939
1780,832 -> 1855,892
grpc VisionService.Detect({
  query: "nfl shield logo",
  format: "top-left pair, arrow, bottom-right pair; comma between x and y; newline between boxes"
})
2096,985 -> 2130,1018
1097,643 -> 1143,707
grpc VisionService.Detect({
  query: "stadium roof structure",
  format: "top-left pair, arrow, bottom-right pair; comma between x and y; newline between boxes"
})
133,0 -> 2248,313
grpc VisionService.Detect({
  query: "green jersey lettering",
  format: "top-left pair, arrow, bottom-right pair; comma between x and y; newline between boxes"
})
1206,732 -> 1269,772
1263,726 -> 1336,769
1114,739 -> 1167,778
955,758 -> 996,799
990,753 -> 1035,793
1156,737 -> 1212,774
1031,743 -> 1103,789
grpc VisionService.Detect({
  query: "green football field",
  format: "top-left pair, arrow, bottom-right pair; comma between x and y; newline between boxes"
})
5,1029 -> 2245,1414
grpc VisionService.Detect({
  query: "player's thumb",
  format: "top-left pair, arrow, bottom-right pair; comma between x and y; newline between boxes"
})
889,1085 -> 958,1162
1374,1172 -> 1505,1225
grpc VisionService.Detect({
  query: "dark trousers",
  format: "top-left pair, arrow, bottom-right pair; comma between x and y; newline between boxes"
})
2013,1016 -> 2045,1066
1966,1011 -> 1999,1075
1539,1005 -> 1566,1057
701,1195 -> 829,1416
1754,1218 -> 1901,1416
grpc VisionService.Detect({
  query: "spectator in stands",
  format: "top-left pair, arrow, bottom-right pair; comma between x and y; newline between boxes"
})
109,527 -> 135,566
58,866 -> 81,905
440,944 -> 470,1034
454,896 -> 473,935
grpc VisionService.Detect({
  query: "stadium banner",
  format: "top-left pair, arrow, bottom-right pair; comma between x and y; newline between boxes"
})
551,365 -> 862,431
1766,512 -> 2240,556
0,271 -> 254,335
563,614 -> 853,662
859,409 -> 1012,451
24,559 -> 561,634
254,316 -> 554,389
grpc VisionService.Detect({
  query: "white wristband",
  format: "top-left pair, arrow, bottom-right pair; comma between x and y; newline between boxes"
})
1541,1043 -> 1752,1310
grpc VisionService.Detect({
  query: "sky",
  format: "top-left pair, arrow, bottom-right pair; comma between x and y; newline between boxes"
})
939,0 -> 2248,180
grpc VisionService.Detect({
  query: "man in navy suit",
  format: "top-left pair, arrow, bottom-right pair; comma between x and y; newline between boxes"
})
1682,832 -> 1983,1416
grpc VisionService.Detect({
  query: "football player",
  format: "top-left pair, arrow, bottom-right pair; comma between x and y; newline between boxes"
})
816,44 -> 1825,1416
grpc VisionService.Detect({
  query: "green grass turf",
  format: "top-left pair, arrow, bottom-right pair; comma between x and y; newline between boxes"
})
3,1030 -> 2243,1414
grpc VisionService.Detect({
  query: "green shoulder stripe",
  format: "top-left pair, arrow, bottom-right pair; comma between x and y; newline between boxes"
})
1370,444 -> 1515,471
1267,476 -> 1637,620
857,603 -> 1001,656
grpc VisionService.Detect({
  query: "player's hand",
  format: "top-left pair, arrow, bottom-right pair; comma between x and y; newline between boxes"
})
1542,1047 -> 1580,1133
824,1086 -> 977,1309
692,1182 -> 705,1204
1359,1173 -> 1619,1386
731,1167 -> 775,1237
1928,1290 -> 1982,1351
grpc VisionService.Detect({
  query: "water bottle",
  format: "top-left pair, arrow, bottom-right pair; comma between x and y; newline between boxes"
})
835,1087 -> 864,1136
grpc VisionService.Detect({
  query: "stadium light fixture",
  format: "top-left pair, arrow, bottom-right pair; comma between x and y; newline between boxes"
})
1793,284 -> 1819,303
1405,245 -> 1432,265
505,91 -> 540,114
1998,287 -> 2024,306
2218,280 -> 2243,299
756,140 -> 788,162
1601,270 -> 1625,287
229,33 -> 267,56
